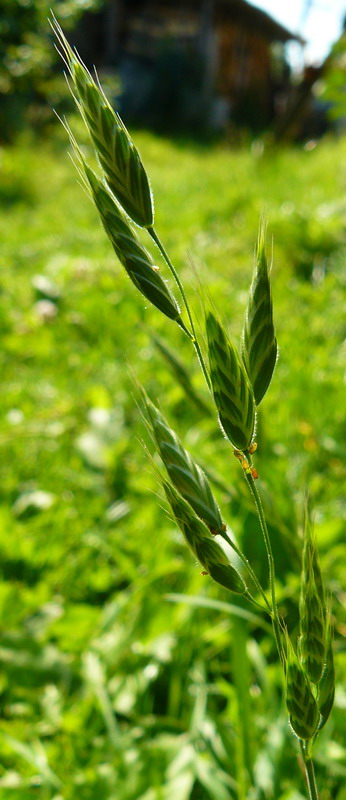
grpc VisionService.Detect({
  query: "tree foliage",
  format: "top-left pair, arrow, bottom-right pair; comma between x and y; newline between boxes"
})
0,0 -> 103,141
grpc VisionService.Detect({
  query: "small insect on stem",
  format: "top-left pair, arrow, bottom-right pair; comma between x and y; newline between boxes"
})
248,442 -> 258,454
233,449 -> 243,460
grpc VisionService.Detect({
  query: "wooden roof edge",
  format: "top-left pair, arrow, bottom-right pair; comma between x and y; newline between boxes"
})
220,0 -> 306,44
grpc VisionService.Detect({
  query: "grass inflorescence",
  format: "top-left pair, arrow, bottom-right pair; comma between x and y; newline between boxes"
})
22,19 -> 340,800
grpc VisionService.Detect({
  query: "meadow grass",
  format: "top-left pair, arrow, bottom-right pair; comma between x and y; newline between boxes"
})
0,125 -> 345,799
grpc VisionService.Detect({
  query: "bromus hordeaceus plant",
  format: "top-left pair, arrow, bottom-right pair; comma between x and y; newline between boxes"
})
52,19 -> 335,800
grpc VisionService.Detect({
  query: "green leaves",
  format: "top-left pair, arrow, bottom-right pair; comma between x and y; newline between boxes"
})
163,481 -> 245,595
52,17 -> 153,228
206,311 -> 255,451
241,225 -> 277,406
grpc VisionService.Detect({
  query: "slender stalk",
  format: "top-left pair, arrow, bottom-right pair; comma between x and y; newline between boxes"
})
243,456 -> 284,665
300,741 -> 320,800
148,227 -> 211,390
220,529 -> 272,614
242,459 -> 277,614
244,590 -> 271,614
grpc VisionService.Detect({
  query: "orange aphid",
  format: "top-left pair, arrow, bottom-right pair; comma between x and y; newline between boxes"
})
251,467 -> 259,480
248,442 -> 258,454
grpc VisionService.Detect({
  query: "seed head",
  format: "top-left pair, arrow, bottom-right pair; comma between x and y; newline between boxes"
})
299,519 -> 327,684
144,396 -> 223,533
206,311 -> 255,451
241,223 -> 277,405
286,639 -> 320,740
79,158 -> 182,325
52,18 -> 153,228
318,617 -> 335,730
163,481 -> 245,594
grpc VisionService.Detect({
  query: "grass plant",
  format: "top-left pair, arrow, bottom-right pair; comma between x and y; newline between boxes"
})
0,28 -> 345,800
45,19 -> 344,800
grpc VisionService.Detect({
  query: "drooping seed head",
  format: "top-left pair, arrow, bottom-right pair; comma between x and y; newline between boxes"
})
163,480 -> 245,594
286,639 -> 320,740
241,223 -> 277,406
206,311 -> 255,451
318,617 -> 335,731
78,156 -> 183,325
52,17 -> 153,228
299,519 -> 327,684
144,395 -> 223,532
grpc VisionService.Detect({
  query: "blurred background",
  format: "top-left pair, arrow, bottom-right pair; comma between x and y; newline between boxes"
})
0,1 -> 345,799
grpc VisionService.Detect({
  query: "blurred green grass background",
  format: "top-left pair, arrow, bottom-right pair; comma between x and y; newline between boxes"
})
0,127 -> 345,799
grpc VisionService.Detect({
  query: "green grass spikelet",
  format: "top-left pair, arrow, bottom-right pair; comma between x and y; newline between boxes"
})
286,640 -> 320,741
163,480 -> 245,594
79,158 -> 182,324
241,223 -> 277,405
206,311 -> 255,450
318,617 -> 335,730
144,396 -> 223,532
299,519 -> 327,684
52,18 -> 153,229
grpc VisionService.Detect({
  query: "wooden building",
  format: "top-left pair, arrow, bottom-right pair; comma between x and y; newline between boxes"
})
87,0 -> 303,131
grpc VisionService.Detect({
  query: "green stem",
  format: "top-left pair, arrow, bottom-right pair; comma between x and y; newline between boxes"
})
220,529 -> 272,614
243,456 -> 284,665
148,227 -> 211,391
300,741 -> 319,800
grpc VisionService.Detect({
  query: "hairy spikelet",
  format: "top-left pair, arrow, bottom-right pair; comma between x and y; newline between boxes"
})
206,311 -> 255,451
241,225 -> 277,405
286,640 -> 320,740
144,395 -> 223,532
163,481 -> 245,594
52,18 -> 153,228
299,520 -> 327,684
78,158 -> 184,326
318,619 -> 335,730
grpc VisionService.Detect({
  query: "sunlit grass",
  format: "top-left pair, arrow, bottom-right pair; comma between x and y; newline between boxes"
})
0,128 -> 345,798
